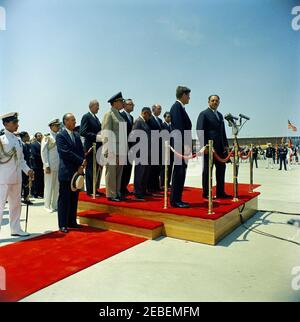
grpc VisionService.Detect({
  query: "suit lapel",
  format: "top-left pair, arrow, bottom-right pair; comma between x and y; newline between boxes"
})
63,129 -> 75,146
208,108 -> 221,123
94,114 -> 101,126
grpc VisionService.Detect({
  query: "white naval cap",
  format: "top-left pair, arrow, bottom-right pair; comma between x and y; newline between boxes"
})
48,118 -> 61,127
0,112 -> 19,123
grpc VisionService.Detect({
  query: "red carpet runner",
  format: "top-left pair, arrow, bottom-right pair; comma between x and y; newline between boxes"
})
0,227 -> 145,302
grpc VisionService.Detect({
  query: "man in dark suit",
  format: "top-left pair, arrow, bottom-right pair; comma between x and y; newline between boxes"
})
31,132 -> 44,198
131,107 -> 152,200
160,112 -> 175,189
120,99 -> 134,196
80,100 -> 102,197
147,104 -> 163,192
196,95 -> 231,199
19,131 -> 33,205
170,86 -> 192,208
56,113 -> 86,233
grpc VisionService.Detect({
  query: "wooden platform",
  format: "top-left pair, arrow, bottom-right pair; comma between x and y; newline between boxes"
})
78,193 -> 258,245
77,211 -> 164,240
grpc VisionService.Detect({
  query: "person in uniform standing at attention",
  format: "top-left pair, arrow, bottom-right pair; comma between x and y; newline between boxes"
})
252,145 -> 259,168
120,98 -> 135,197
287,143 -> 292,170
0,113 -> 34,237
265,143 -> 274,169
80,100 -> 103,197
56,113 -> 86,233
170,86 -> 192,208
272,143 -> 277,164
41,119 -> 61,212
197,95 -> 231,200
278,143 -> 288,171
102,92 -> 127,202
31,132 -> 44,198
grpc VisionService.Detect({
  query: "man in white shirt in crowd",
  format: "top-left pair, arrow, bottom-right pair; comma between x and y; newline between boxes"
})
41,119 -> 61,212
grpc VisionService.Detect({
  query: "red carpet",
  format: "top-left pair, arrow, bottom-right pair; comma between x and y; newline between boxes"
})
79,183 -> 260,220
0,227 -> 145,302
78,211 -> 163,229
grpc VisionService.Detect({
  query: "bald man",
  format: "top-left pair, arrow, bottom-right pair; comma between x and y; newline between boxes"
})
80,100 -> 103,197
56,113 -> 86,233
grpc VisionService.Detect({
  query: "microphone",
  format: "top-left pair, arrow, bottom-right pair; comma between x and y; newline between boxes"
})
239,113 -> 250,121
224,113 -> 238,122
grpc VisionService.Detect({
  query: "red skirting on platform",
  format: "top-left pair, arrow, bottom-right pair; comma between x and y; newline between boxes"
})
79,183 -> 260,220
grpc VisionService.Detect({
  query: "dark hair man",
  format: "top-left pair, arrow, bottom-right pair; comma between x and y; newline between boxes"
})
169,86 -> 192,208
196,95 -> 231,199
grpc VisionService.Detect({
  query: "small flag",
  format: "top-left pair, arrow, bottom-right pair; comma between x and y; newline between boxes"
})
288,120 -> 297,132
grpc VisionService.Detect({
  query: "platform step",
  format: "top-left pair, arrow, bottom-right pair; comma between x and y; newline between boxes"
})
77,210 -> 164,240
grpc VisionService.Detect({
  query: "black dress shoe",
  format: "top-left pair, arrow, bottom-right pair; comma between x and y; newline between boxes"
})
171,202 -> 190,208
118,196 -> 129,201
60,227 -> 69,233
202,195 -> 216,200
133,195 -> 145,201
87,193 -> 102,197
69,224 -> 83,229
107,197 -> 121,202
216,193 -> 233,199
180,201 -> 190,207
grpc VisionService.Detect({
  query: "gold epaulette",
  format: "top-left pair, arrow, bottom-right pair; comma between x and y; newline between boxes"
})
0,138 -> 17,164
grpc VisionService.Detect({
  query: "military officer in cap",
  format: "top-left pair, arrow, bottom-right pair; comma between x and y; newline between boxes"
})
0,112 -> 34,237
102,92 -> 127,201
41,119 -> 61,212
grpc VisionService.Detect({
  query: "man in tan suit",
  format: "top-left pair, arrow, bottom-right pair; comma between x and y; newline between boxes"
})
101,92 -> 127,202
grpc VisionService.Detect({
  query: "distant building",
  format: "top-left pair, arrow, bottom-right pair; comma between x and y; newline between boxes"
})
227,136 -> 300,147
192,136 -> 300,150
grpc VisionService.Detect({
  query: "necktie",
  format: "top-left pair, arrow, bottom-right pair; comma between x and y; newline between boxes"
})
127,114 -> 132,125
70,132 -> 75,143
94,114 -> 99,121
155,117 -> 161,129
214,111 -> 220,121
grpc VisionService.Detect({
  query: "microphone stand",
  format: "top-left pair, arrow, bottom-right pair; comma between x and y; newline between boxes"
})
226,116 -> 249,202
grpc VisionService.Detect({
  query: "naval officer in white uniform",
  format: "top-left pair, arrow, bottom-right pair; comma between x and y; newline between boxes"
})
41,119 -> 60,212
0,112 -> 34,237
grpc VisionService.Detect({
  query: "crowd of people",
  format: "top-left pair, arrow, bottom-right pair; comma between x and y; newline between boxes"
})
238,143 -> 300,170
1,85 -> 296,237
1,86 -> 199,236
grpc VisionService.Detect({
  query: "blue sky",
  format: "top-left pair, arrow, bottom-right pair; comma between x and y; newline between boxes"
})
0,0 -> 299,137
